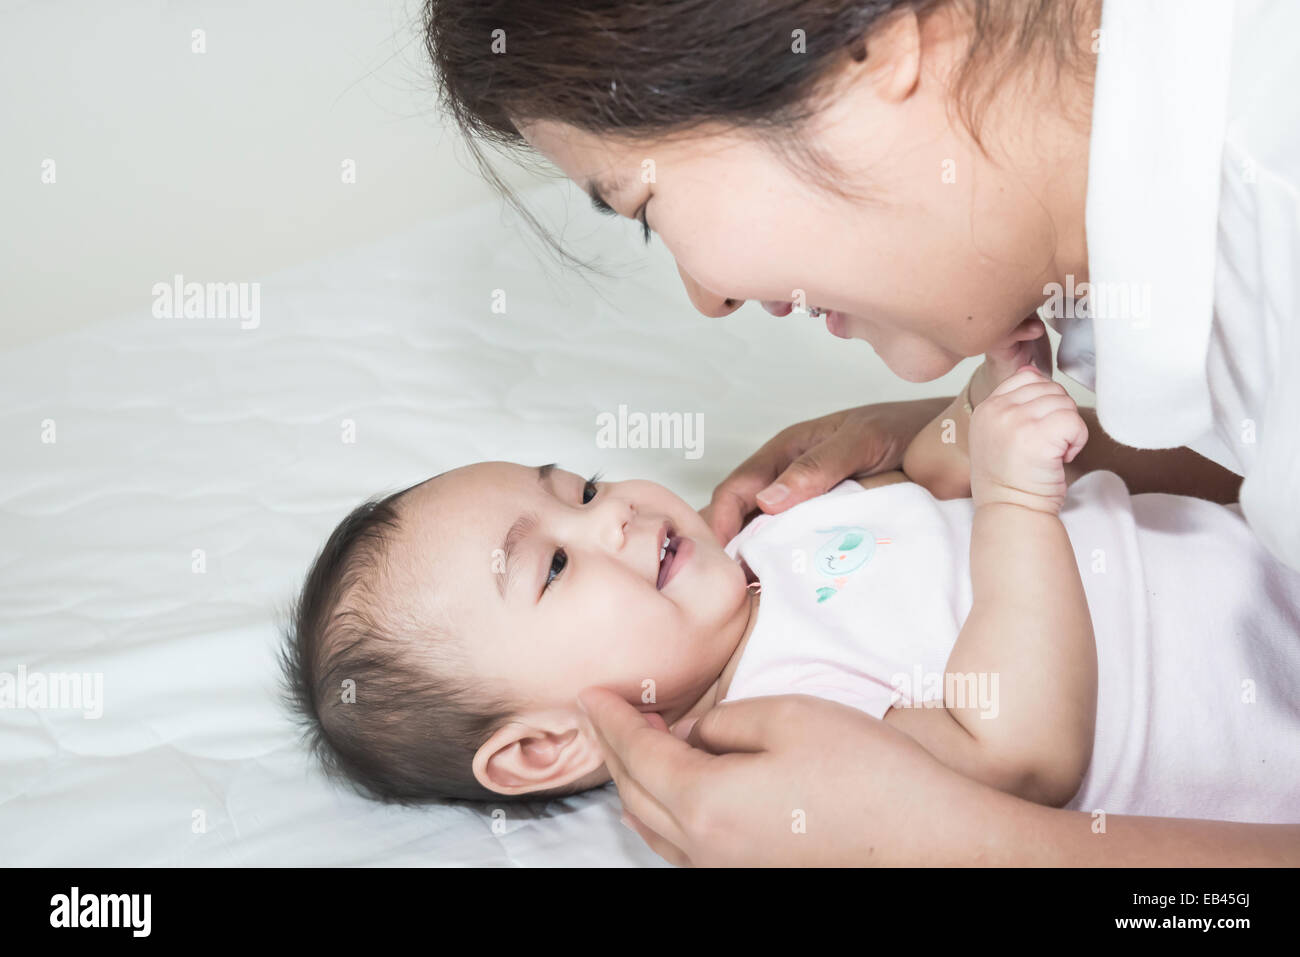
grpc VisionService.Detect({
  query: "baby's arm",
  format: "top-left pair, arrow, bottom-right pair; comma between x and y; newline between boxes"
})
902,319 -> 1050,498
900,390 -> 979,499
904,397 -> 1241,503
884,367 -> 1096,807
903,320 -> 1241,503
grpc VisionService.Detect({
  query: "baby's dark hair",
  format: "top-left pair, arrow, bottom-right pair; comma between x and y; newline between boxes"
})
279,478 -> 587,805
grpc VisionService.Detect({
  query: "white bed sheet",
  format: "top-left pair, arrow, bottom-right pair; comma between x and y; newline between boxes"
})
0,180 -> 964,865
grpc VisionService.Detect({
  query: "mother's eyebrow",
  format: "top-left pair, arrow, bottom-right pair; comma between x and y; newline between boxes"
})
497,463 -> 559,599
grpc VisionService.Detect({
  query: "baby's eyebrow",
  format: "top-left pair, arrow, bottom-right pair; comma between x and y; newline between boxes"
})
497,463 -> 559,600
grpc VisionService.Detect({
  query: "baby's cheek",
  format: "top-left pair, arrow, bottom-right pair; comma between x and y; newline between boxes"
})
621,603 -> 701,670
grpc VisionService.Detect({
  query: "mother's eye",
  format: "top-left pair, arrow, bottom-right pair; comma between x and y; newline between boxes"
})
582,472 -> 602,504
638,204 -> 653,245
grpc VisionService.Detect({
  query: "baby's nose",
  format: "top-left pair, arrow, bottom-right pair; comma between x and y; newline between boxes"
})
604,499 -> 637,549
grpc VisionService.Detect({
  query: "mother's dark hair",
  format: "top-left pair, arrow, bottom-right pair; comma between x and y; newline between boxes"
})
424,0 -> 1098,268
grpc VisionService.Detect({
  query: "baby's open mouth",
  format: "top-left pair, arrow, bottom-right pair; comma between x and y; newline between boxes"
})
657,525 -> 681,590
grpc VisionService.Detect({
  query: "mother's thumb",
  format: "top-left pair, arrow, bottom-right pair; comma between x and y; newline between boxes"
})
756,449 -> 834,514
678,696 -> 795,755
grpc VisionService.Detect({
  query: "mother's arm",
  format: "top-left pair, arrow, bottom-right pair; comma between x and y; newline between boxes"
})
577,688 -> 1300,867
703,393 -> 1241,548
1068,413 -> 1242,502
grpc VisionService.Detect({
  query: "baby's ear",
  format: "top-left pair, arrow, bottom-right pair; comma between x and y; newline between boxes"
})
471,715 -> 605,797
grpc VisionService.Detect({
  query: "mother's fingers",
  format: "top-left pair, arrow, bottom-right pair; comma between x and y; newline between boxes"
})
705,481 -> 763,545
682,694 -> 792,754
621,810 -> 692,868
705,416 -> 839,543
577,687 -> 701,853
705,446 -> 786,543
764,427 -> 878,512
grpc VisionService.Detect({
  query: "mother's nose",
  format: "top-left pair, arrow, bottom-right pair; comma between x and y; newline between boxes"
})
676,261 -> 745,319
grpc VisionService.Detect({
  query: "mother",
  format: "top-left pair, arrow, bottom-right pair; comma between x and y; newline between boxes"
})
424,0 -> 1300,864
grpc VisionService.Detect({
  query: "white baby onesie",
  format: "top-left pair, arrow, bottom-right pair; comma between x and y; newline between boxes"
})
722,471 -> 1300,823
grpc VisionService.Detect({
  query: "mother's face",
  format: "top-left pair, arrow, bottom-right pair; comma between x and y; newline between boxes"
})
519,17 -> 1087,382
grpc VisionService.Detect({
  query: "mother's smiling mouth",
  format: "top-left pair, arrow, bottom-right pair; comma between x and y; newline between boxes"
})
760,299 -> 836,319
759,300 -> 850,338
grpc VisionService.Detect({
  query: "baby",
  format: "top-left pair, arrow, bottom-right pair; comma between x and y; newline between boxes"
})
282,361 -> 1300,822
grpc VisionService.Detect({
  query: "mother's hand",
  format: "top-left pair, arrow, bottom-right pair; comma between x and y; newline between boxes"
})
575,688 -> 1006,867
579,689 -> 1300,867
701,397 -> 951,544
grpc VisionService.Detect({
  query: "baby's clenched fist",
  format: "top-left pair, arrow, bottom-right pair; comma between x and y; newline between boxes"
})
969,366 -> 1089,515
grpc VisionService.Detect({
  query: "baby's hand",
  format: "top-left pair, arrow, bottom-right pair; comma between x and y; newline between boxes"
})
969,366 -> 1088,515
968,316 -> 1052,407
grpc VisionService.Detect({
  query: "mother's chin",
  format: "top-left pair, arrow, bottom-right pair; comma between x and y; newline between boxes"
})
842,318 -> 966,383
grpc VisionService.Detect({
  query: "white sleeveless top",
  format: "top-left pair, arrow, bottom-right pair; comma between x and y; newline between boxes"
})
722,473 -> 1300,823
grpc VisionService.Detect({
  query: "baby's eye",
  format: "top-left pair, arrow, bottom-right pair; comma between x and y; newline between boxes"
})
582,472 -> 601,504
543,548 -> 567,592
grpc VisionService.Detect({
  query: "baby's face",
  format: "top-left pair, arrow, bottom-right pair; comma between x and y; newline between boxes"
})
391,462 -> 751,724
